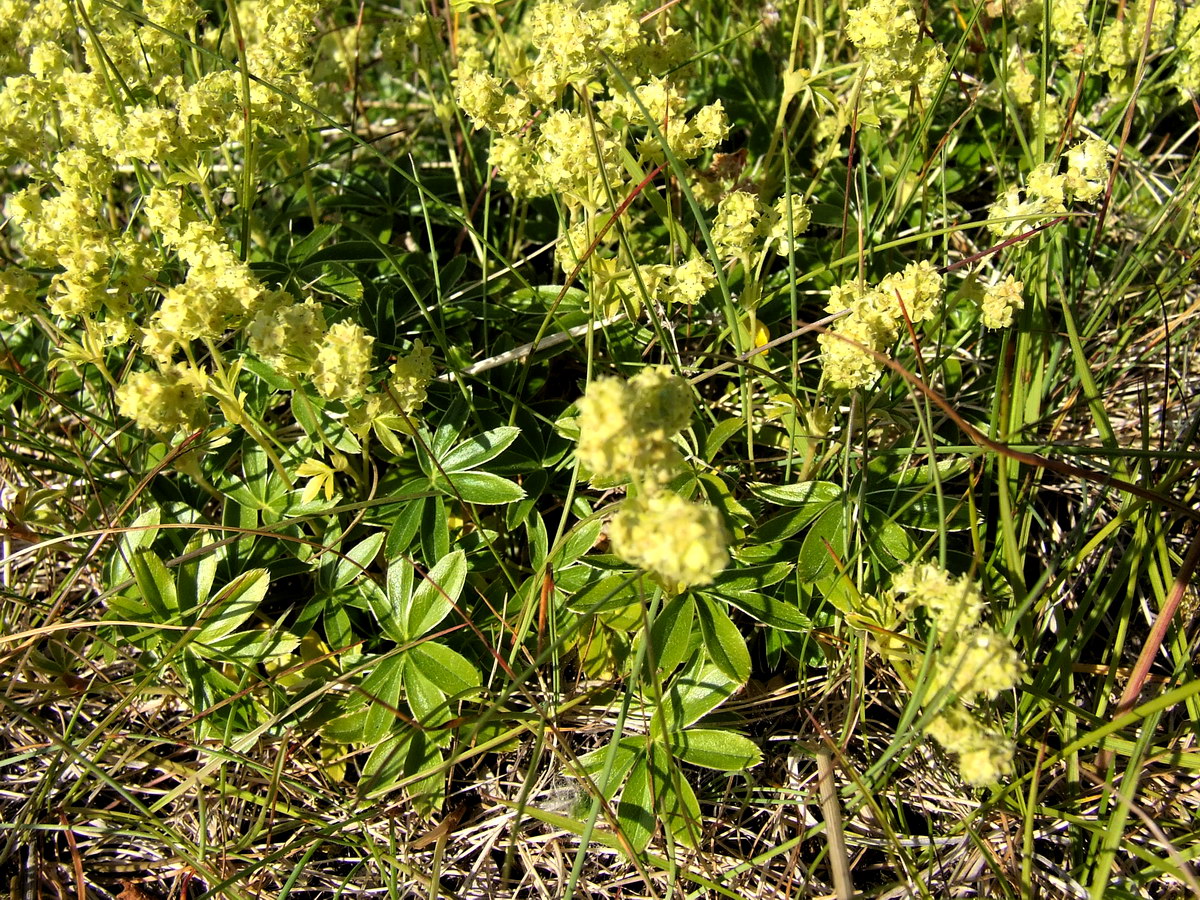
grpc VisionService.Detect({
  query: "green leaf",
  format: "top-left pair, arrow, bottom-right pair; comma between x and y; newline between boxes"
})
649,744 -> 702,849
564,573 -> 640,614
431,398 -> 471,459
372,557 -> 414,642
108,507 -> 161,586
439,426 -> 521,473
702,417 -> 745,462
334,532 -> 384,589
298,240 -> 382,266
404,662 -> 450,727
407,549 -> 468,637
654,652 -> 740,736
706,588 -> 811,632
671,728 -> 762,771
748,479 -> 842,507
195,568 -> 269,643
438,471 -> 526,505
646,593 -> 695,675
421,495 -> 450,563
362,655 -> 406,744
695,595 -> 750,684
360,729 -> 412,794
617,754 -> 655,854
797,505 -> 847,582
130,549 -> 177,620
553,518 -> 604,568
196,629 -> 299,664
866,507 -> 919,565
710,562 -> 793,593
406,733 -> 447,816
574,736 -> 644,800
408,641 -> 481,697
385,498 -> 425,558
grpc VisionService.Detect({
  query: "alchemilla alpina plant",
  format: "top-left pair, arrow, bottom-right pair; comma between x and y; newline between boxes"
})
1,0 -> 1198,894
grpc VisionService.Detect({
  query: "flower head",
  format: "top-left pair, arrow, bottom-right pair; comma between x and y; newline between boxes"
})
609,491 -> 729,589
311,321 -> 374,403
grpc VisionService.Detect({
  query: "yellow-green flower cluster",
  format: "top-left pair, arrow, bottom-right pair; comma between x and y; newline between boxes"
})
609,492 -> 730,590
845,0 -> 948,119
818,261 -> 943,390
1098,0 -> 1176,80
310,322 -> 375,404
575,367 -> 691,485
891,561 -> 1023,785
926,706 -> 1016,786
849,562 -> 1022,785
451,0 -> 721,213
0,266 -> 39,324
387,340 -> 435,415
248,297 -> 326,377
712,191 -> 769,260
768,194 -> 813,255
891,561 -> 985,634
116,363 -> 209,436
379,12 -> 443,71
980,276 -> 1025,329
987,139 -> 1112,239
575,367 -> 728,589
1170,5 -> 1200,98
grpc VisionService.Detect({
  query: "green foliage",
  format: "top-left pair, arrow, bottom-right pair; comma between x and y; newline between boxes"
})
2,0 -> 1199,894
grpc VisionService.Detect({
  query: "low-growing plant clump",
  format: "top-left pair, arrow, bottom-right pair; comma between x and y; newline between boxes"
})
1,0 -> 1199,896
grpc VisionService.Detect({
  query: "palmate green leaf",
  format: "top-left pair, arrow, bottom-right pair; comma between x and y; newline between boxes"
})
404,661 -> 451,729
694,595 -> 750,684
194,568 -> 269,644
359,728 -> 411,796
369,557 -> 413,642
361,655 -> 406,744
385,498 -> 424,559
439,470 -> 526,504
564,573 -> 640,614
174,536 -> 220,617
107,507 -> 161,587
408,640 -> 481,698
617,754 -> 655,854
797,505 -> 847,582
553,517 -> 604,568
361,729 -> 446,816
195,628 -> 299,664
671,728 -> 762,771
438,426 -> 521,473
407,548 -> 468,638
748,479 -> 842,507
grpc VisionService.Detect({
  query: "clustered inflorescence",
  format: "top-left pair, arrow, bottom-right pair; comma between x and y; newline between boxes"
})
574,367 -> 728,590
0,0 -> 440,451
852,562 -> 1024,785
452,0 -> 811,319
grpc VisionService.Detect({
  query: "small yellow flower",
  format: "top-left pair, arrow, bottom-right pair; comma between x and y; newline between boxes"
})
296,456 -> 339,503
